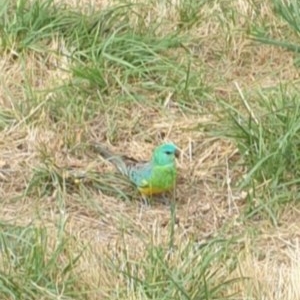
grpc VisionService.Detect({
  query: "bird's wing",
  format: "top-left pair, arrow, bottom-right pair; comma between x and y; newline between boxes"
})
127,162 -> 153,188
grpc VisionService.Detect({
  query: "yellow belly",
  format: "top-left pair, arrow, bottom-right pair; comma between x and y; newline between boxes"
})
138,186 -> 170,196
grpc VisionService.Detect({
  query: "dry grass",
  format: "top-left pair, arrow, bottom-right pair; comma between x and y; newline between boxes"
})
1,0 -> 300,299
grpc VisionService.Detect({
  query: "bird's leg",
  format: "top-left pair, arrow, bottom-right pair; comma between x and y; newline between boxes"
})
141,194 -> 150,206
157,193 -> 170,205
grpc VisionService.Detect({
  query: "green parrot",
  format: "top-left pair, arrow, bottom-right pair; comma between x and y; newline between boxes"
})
93,143 -> 179,196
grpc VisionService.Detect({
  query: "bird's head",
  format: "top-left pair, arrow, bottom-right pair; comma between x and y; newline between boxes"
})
152,143 -> 179,166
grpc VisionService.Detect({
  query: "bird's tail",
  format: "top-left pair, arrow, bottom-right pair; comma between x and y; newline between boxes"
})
91,143 -> 129,175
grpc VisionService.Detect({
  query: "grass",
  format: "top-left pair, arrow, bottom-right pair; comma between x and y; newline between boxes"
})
1,0 -> 300,299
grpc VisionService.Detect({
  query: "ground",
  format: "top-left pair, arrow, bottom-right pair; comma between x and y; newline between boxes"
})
1,0 -> 300,299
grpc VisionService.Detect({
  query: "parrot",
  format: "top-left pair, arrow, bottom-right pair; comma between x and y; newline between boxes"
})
93,142 -> 179,196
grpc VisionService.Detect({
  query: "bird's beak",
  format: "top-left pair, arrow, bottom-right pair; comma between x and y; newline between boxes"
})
175,149 -> 180,158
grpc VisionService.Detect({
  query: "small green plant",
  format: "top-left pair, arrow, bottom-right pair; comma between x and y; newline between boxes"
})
108,221 -> 242,300
219,85 -> 300,223
0,221 -> 84,299
251,0 -> 300,53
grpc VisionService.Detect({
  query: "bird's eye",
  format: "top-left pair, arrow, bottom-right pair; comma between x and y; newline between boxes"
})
165,151 -> 172,155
